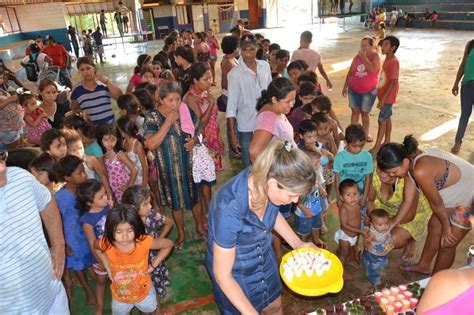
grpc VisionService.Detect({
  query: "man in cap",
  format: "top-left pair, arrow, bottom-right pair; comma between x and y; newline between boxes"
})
226,33 -> 272,167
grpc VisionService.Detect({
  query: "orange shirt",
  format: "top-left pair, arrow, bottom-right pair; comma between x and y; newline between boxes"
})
100,235 -> 153,303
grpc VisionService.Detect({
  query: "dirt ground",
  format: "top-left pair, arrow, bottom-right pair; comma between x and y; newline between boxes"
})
218,24 -> 474,314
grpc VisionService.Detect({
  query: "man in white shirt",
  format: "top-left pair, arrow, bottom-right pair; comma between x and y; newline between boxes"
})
291,31 -> 333,90
226,34 -> 272,167
21,43 -> 52,72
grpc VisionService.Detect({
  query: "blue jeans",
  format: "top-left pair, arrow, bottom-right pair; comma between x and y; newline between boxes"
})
238,131 -> 253,168
295,213 -> 323,236
348,87 -> 377,113
363,250 -> 388,285
455,81 -> 474,144
378,103 -> 393,122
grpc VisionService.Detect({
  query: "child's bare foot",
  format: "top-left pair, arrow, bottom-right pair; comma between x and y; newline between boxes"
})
65,285 -> 73,300
313,239 -> 326,248
321,223 -> 328,234
86,294 -> 96,307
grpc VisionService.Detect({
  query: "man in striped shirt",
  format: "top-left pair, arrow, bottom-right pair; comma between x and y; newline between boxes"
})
0,154 -> 68,314
71,56 -> 123,125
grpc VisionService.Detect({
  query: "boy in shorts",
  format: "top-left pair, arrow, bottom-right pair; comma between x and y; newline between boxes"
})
372,35 -> 400,155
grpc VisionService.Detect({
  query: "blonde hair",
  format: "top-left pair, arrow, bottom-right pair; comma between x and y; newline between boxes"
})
300,146 -> 322,160
250,140 -> 315,209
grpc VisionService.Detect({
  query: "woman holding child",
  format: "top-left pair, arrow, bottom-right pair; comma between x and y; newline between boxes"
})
376,135 -> 473,275
206,140 -> 316,314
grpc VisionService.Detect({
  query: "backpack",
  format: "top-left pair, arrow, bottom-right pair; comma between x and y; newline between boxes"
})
25,53 -> 40,82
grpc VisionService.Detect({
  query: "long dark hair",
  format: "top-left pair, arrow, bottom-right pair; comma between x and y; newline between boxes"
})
134,54 -> 152,74
102,204 -> 147,250
256,77 -> 295,111
95,123 -> 121,153
133,88 -> 155,111
376,135 -> 419,170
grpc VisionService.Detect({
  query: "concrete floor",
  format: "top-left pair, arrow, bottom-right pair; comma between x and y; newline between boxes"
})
67,23 -> 473,314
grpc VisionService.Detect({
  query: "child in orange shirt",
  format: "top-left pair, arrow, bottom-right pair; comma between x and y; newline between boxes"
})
95,205 -> 173,315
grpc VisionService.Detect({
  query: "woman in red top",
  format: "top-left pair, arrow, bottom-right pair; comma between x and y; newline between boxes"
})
342,36 -> 381,141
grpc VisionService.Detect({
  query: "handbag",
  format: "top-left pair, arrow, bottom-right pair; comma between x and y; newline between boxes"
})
192,134 -> 216,184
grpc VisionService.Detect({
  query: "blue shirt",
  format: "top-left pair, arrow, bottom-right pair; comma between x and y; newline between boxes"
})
79,206 -> 109,239
71,81 -> 115,125
295,187 -> 322,217
85,140 -> 103,158
205,168 -> 282,314
55,187 -> 94,270
334,149 -> 374,193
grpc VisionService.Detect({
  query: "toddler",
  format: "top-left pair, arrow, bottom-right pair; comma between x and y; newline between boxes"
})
363,208 -> 394,288
335,179 -> 368,275
20,93 -> 52,145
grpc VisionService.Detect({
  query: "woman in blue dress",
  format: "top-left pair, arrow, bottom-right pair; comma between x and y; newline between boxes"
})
205,140 -> 317,314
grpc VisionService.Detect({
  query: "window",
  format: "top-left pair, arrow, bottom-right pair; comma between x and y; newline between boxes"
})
218,5 -> 233,22
0,7 -> 20,36
176,5 -> 192,25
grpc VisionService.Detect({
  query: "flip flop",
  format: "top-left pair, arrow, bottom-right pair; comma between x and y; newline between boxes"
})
399,262 -> 431,276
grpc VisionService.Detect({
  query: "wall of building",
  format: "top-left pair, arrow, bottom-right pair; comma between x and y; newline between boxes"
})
15,3 -> 71,51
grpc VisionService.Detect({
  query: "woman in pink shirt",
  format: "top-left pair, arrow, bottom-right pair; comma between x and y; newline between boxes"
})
249,77 -> 296,163
342,36 -> 381,141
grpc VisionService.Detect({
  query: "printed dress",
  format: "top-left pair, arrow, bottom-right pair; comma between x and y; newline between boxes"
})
104,152 -> 131,202
189,86 -> 224,171
144,212 -> 170,298
144,109 -> 202,210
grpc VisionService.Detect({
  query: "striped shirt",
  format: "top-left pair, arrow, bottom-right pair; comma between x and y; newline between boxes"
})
71,81 -> 115,125
0,167 -> 58,314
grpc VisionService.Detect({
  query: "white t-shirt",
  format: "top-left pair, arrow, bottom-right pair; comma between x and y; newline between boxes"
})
22,53 -> 49,71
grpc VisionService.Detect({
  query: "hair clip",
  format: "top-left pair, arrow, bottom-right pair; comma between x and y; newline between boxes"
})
284,141 -> 292,152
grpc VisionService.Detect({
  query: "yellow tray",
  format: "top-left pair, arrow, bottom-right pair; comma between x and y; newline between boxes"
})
279,247 -> 344,297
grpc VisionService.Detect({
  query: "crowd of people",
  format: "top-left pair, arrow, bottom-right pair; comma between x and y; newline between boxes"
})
0,20 -> 473,315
